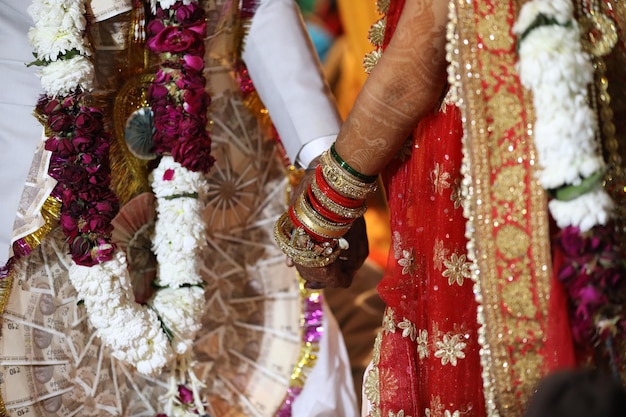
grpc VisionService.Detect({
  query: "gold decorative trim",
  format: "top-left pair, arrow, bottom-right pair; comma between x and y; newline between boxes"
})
363,329 -> 383,417
454,1 -> 552,416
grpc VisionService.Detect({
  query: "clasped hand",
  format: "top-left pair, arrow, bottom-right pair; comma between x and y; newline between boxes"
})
285,170 -> 369,289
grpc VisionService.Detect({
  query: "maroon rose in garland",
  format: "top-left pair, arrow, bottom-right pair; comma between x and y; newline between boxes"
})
556,224 -> 626,363
36,90 -> 119,266
146,1 -> 214,173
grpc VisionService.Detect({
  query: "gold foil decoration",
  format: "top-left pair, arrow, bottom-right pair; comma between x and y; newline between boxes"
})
20,196 -> 61,253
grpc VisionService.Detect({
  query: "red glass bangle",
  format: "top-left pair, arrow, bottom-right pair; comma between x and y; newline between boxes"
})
307,185 -> 352,223
315,165 -> 365,208
288,205 -> 333,244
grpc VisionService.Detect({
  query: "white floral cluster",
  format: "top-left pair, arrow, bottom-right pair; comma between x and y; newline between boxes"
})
513,0 -> 613,231
151,156 -> 207,354
69,251 -> 173,375
28,0 -> 94,95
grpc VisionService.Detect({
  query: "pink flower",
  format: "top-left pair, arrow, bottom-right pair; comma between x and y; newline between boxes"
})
175,71 -> 205,91
45,136 -> 74,157
146,19 -> 165,37
183,87 -> 208,115
95,200 -> 116,215
560,226 -> 586,257
154,107 -> 185,137
171,137 -> 214,173
147,26 -> 204,55
62,164 -> 88,184
173,2 -> 205,25
179,117 -> 203,138
90,240 -> 115,263
75,109 -> 103,135
48,113 -> 73,132
182,54 -> 204,72
154,68 -> 174,85
70,236 -> 97,266
59,214 -> 77,234
185,21 -> 206,37
70,135 -> 95,152
163,169 -> 175,181
177,385 -> 194,404
37,96 -> 61,115
84,214 -> 114,235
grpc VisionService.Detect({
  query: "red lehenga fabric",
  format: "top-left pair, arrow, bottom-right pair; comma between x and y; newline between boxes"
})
376,105 -> 485,417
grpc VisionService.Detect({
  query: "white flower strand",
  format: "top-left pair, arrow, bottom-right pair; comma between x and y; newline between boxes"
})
28,0 -> 94,94
151,156 -> 207,354
513,0 -> 613,231
69,252 -> 173,375
38,56 -> 94,95
548,188 -> 614,232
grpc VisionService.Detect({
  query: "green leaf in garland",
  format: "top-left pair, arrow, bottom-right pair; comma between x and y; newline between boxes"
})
516,13 -> 572,53
550,169 -> 605,201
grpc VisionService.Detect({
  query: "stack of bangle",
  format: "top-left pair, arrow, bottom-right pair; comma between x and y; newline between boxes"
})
274,144 -> 378,268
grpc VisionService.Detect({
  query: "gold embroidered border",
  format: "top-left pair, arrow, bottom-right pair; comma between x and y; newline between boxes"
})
454,1 -> 552,416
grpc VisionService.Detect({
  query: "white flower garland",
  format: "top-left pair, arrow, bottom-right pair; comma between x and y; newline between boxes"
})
30,0 -> 207,376
151,156 -> 207,355
513,0 -> 613,232
28,0 -> 93,94
69,251 -> 174,374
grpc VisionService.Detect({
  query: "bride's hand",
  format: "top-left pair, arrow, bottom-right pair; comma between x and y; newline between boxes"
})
288,216 -> 369,289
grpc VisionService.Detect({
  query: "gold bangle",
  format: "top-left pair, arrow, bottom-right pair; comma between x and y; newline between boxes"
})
294,193 -> 352,239
310,177 -> 367,219
320,150 -> 378,200
273,212 -> 342,267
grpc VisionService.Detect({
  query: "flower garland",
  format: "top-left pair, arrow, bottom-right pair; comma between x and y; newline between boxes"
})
29,0 -> 210,386
146,0 -> 214,173
29,0 -> 118,267
514,0 -> 626,361
513,0 -> 613,232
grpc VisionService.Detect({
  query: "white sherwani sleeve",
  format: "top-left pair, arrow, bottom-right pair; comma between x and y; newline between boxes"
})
0,1 -> 44,267
241,0 -> 341,168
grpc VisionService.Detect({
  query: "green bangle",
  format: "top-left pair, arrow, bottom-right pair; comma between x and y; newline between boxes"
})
330,143 -> 378,183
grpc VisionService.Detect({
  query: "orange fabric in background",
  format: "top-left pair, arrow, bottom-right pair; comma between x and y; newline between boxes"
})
326,0 -> 390,269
